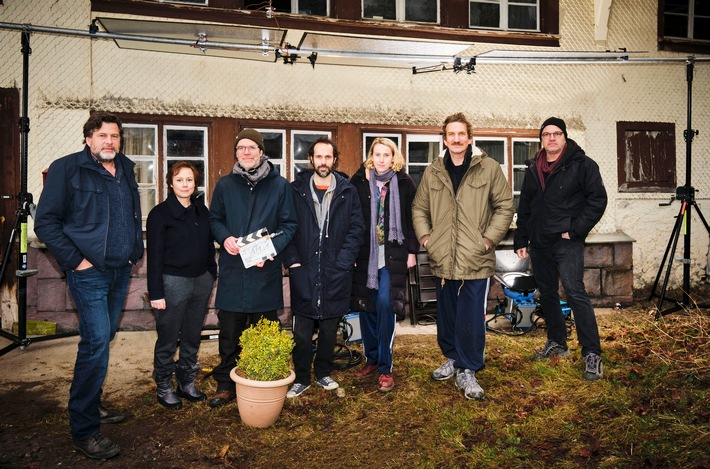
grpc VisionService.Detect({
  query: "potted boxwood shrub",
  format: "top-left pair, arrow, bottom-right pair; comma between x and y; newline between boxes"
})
229,318 -> 295,428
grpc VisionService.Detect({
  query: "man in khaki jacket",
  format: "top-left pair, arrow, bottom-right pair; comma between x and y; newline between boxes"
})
412,112 -> 514,400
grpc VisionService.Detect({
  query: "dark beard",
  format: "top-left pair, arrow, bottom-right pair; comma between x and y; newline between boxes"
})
316,166 -> 332,178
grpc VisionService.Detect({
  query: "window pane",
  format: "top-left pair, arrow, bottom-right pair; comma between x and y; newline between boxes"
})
138,188 -> 157,218
664,14 -> 688,38
408,141 -> 440,164
408,166 -> 426,187
513,167 -> 526,191
406,0 -> 437,22
123,127 -> 156,156
513,141 -> 539,165
166,129 -> 205,157
293,133 -> 326,161
294,162 -> 311,174
509,5 -> 537,30
133,160 -> 155,184
470,2 -> 500,28
694,17 -> 710,40
476,141 -> 505,164
664,0 -> 689,14
364,0 -> 396,19
261,132 -> 285,160
246,0 -> 290,11
696,0 -> 710,16
299,0 -> 327,15
167,160 -> 206,187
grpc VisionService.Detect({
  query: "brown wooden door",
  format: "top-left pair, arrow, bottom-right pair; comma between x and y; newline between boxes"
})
1,88 -> 20,292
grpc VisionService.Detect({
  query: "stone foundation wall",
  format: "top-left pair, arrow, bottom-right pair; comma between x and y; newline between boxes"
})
488,232 -> 635,310
25,231 -> 633,332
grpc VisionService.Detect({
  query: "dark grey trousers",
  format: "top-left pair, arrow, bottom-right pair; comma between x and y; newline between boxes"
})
153,271 -> 214,380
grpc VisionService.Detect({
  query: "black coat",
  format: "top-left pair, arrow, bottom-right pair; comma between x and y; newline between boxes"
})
209,164 -> 298,313
514,138 -> 607,250
283,170 -> 365,320
350,165 -> 420,318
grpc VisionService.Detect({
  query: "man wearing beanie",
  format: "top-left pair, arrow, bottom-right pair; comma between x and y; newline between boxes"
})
514,117 -> 608,381
207,128 -> 298,407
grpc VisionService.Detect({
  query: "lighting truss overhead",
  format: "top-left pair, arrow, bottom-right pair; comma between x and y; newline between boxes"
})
97,17 -> 285,62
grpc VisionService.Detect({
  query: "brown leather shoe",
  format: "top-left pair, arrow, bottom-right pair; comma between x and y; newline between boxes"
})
208,390 -> 235,408
355,363 -> 378,377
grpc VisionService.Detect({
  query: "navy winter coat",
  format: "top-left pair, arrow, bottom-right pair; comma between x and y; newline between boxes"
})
283,170 -> 364,320
209,163 -> 297,313
350,165 -> 420,318
514,138 -> 607,250
35,146 -> 144,271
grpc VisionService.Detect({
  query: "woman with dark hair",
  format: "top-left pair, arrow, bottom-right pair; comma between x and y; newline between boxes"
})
350,138 -> 419,392
146,161 -> 216,409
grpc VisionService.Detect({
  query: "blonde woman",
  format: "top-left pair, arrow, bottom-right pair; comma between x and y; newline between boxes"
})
350,138 -> 419,392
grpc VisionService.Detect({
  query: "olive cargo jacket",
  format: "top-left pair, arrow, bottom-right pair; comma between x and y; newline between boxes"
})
412,146 -> 515,280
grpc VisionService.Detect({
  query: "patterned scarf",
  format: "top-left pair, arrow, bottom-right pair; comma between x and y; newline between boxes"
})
367,168 -> 404,289
232,156 -> 271,184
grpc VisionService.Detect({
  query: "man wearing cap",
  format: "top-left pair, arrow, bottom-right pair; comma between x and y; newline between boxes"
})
514,117 -> 608,380
208,128 -> 298,407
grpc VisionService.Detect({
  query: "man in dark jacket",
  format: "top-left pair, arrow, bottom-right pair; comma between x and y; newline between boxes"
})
283,137 -> 364,398
35,113 -> 144,460
514,117 -> 608,381
208,128 -> 298,407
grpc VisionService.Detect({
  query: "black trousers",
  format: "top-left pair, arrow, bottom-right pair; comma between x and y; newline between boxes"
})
212,309 -> 277,391
292,315 -> 340,386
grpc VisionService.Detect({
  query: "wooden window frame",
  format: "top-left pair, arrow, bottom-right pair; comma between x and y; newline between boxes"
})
658,0 -> 710,54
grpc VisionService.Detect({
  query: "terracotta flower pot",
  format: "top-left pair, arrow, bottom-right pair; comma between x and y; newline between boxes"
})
229,367 -> 296,428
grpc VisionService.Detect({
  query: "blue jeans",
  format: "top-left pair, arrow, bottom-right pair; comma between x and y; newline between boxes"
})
435,277 -> 489,372
66,264 -> 131,440
360,267 -> 397,374
529,239 -> 601,356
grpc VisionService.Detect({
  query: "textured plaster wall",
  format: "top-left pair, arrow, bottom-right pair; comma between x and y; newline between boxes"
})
1,0 -> 709,290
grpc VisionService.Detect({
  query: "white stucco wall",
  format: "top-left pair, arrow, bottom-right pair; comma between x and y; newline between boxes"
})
1,0 -> 709,291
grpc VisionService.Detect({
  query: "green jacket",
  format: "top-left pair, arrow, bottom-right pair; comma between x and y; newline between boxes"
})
412,146 -> 514,280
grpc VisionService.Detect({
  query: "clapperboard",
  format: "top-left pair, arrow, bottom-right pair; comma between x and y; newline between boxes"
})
236,227 -> 278,269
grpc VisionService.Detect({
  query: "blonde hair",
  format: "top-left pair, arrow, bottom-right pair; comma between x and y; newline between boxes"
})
365,137 -> 404,172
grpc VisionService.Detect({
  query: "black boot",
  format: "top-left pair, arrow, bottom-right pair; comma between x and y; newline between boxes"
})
156,376 -> 182,409
175,365 -> 206,402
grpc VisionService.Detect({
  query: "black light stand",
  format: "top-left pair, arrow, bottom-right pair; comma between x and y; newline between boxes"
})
0,30 -> 77,357
649,57 -> 710,319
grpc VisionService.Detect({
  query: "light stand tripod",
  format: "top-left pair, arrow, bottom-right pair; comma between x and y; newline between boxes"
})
649,57 -> 710,319
0,30 -> 77,357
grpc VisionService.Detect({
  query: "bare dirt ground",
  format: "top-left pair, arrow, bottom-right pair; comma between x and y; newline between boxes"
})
1,301 -> 707,468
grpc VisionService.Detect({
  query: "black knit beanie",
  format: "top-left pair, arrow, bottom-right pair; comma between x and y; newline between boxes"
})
539,117 -> 567,140
234,128 -> 265,152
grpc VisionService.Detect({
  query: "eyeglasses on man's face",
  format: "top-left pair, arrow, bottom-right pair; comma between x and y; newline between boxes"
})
541,131 -> 564,139
236,145 -> 260,153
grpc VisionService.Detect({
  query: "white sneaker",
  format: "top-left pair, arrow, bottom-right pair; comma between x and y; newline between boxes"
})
315,376 -> 339,390
455,369 -> 484,400
431,358 -> 456,381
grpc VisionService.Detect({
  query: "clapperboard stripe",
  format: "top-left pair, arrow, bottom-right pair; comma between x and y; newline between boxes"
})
235,227 -> 269,248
